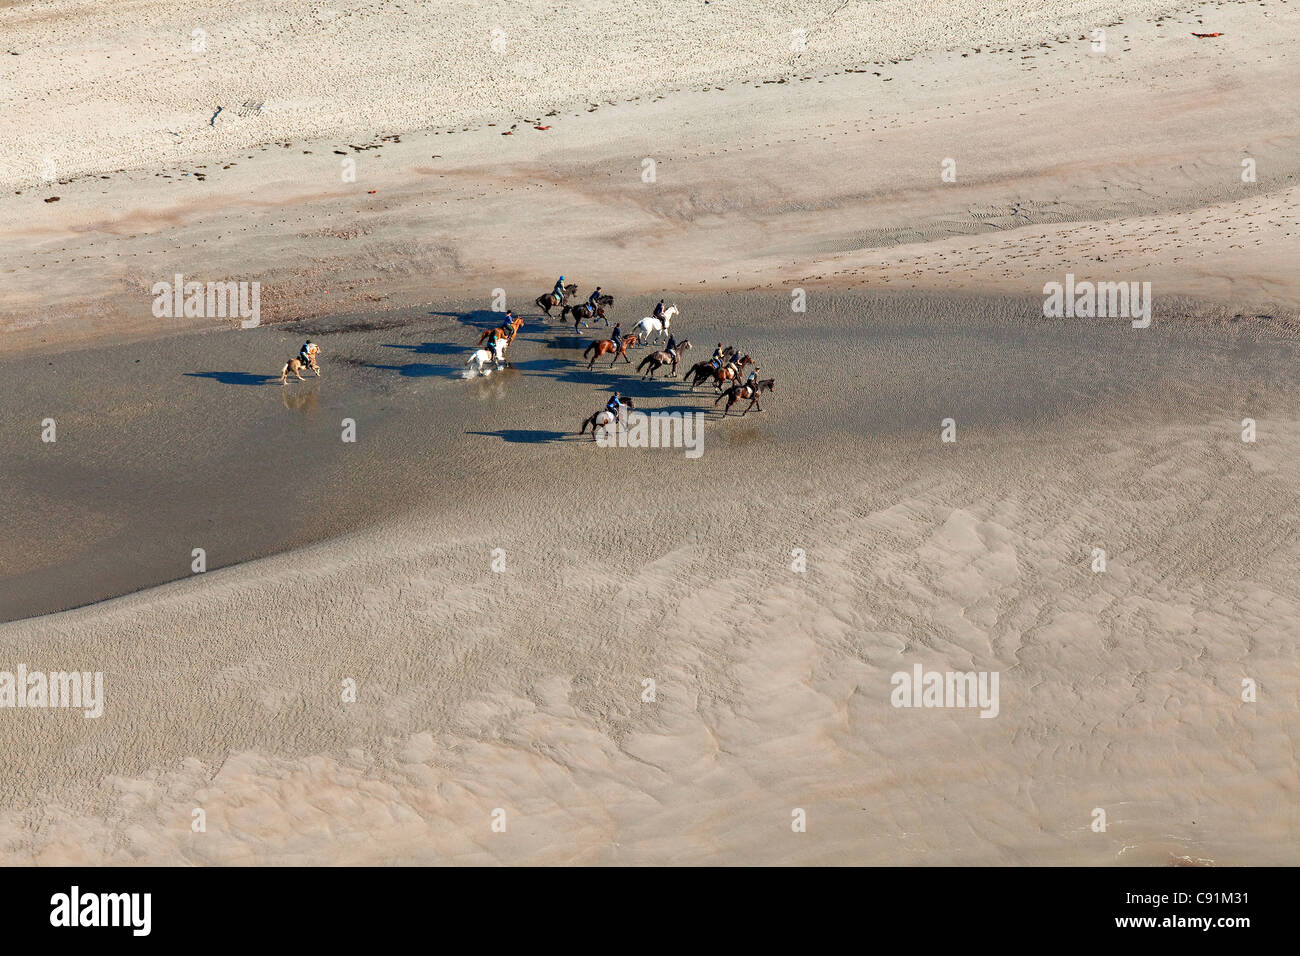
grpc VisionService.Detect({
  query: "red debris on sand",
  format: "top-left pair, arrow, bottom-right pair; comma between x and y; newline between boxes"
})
368,189 -> 377,194
1192,32 -> 1223,38
534,125 -> 551,130
502,130 -> 513,135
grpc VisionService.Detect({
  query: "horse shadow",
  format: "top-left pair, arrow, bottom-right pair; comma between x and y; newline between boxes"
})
185,371 -> 278,386
382,341 -> 462,356
362,361 -> 456,378
466,428 -> 570,444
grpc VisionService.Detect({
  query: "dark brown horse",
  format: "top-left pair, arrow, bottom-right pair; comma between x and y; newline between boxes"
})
583,334 -> 639,368
563,301 -> 608,328
636,339 -> 691,378
684,349 -> 734,389
716,378 -> 775,416
536,283 -> 578,317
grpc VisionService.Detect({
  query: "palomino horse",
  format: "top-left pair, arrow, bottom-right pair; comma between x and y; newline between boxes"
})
631,305 -> 678,344
716,378 -> 775,416
636,339 -> 691,378
466,336 -> 508,374
579,398 -> 635,440
536,283 -> 578,317
478,315 -> 523,345
583,334 -> 638,369
279,344 -> 321,384
563,302 -> 609,328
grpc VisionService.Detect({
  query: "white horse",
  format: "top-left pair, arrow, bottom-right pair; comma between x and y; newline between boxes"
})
466,336 -> 507,375
631,305 -> 678,344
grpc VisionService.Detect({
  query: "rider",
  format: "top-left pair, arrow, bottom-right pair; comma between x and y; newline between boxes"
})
653,298 -> 665,320
665,332 -> 677,354
552,276 -> 566,304
587,286 -> 603,316
744,364 -> 759,387
610,322 -> 623,352
710,342 -> 724,368
605,391 -> 623,421
299,339 -> 315,365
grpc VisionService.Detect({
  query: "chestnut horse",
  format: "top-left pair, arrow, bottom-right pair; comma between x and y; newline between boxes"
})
583,333 -> 638,368
478,315 -> 523,345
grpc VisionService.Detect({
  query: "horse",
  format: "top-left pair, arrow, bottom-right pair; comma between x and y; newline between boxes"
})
466,336 -> 508,374
563,302 -> 609,328
631,305 -> 678,344
636,339 -> 691,378
536,283 -> 578,317
279,345 -> 321,384
716,378 -> 775,416
579,397 -> 635,440
478,315 -> 523,345
685,350 -> 746,390
583,333 -> 639,368
711,354 -> 753,390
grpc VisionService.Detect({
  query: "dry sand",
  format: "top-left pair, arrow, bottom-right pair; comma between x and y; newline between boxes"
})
1,0 -> 1298,864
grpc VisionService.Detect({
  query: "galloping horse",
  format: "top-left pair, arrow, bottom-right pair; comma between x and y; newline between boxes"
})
583,333 -> 639,369
716,378 -> 775,416
711,354 -> 753,391
563,301 -> 609,328
466,335 -> 508,374
631,305 -> 678,344
478,315 -> 523,346
636,339 -> 691,378
579,397 -> 635,440
279,344 -> 321,384
536,283 -> 578,317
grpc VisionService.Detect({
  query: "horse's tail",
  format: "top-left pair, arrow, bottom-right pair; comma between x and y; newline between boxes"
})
583,342 -> 597,357
579,415 -> 591,435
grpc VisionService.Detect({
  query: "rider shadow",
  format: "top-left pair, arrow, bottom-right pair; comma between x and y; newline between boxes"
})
185,371 -> 278,386
466,428 -> 569,444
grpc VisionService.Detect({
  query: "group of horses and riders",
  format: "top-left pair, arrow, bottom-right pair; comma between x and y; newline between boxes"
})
278,274 -> 775,430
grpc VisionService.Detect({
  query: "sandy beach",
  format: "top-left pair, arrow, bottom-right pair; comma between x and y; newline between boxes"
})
1,0 -> 1298,866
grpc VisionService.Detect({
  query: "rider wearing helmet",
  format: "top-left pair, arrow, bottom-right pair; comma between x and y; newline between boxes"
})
552,276 -> 566,304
